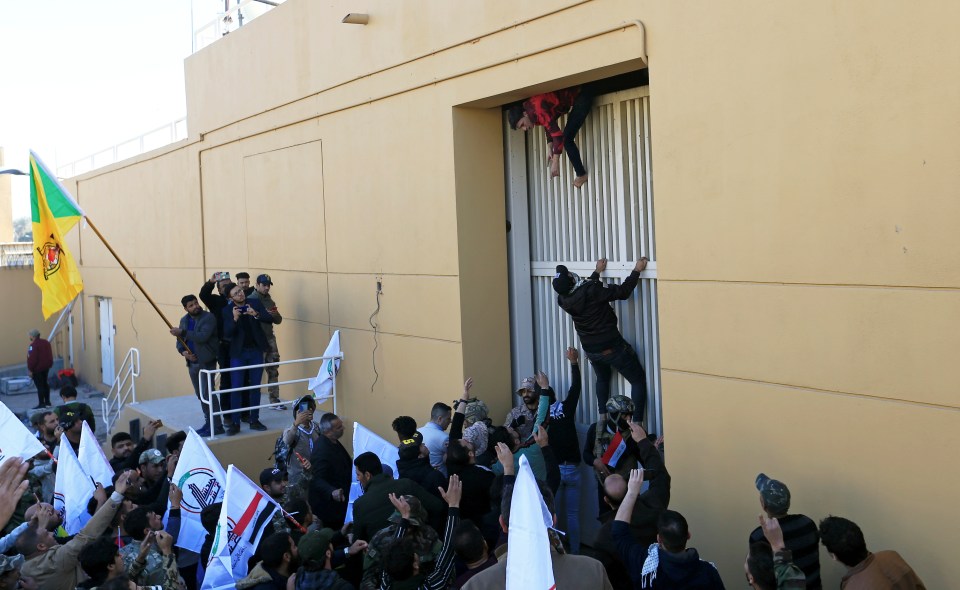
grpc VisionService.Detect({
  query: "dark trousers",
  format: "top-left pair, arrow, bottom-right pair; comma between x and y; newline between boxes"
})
563,87 -> 594,177
31,369 -> 50,406
188,360 -> 222,427
229,348 -> 263,424
585,340 -> 647,421
217,340 -> 232,413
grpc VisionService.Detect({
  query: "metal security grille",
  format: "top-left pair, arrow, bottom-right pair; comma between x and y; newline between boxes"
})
506,86 -> 661,433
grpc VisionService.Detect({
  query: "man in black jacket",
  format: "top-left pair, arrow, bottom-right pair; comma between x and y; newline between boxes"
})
308,413 -> 353,530
544,347 -> 583,553
222,283 -> 276,435
553,257 -> 649,422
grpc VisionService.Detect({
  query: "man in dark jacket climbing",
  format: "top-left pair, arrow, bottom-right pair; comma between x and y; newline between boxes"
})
553,257 -> 649,422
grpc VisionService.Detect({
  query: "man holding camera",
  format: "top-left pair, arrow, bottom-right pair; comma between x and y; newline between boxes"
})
222,282 -> 276,435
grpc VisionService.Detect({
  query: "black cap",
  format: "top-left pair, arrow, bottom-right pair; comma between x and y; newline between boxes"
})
552,265 -> 574,295
260,467 -> 286,485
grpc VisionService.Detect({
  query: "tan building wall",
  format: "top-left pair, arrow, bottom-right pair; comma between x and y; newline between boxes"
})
0,268 -> 58,367
56,0 -> 958,586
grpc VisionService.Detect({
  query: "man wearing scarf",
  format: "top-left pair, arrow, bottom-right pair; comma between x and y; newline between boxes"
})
552,257 -> 649,423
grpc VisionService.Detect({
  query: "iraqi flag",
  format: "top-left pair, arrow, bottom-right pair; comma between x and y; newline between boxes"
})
506,455 -> 555,590
201,465 -> 279,589
308,330 -> 341,398
172,428 -> 227,554
78,420 -> 114,487
53,435 -> 95,534
0,402 -> 46,462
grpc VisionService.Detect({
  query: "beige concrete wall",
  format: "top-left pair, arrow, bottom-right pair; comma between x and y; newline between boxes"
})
646,0 -> 960,587
50,0 -> 958,586
0,268 -> 58,367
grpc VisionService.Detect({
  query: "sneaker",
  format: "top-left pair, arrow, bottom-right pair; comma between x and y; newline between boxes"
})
249,421 -> 268,432
270,402 -> 287,411
225,423 -> 241,436
196,424 -> 212,437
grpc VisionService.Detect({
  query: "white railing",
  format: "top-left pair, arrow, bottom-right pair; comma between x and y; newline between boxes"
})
0,242 -> 32,267
102,348 -> 141,434
193,0 -> 284,53
57,118 -> 187,178
200,353 -> 342,440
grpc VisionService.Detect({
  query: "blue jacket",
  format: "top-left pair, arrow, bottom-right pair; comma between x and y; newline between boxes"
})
222,298 -> 275,357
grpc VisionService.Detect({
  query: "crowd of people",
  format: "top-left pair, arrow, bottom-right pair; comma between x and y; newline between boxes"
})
10,258 -> 924,589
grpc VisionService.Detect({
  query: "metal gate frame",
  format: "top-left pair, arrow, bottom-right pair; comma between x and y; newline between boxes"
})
505,85 -> 662,436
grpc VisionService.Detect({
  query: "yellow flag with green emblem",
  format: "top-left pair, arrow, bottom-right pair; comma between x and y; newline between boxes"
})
29,151 -> 84,319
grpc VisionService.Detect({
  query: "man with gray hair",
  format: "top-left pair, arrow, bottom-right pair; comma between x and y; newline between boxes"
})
308,413 -> 353,529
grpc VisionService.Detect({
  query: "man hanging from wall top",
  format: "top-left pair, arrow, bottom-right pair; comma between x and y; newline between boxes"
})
507,84 -> 594,189
552,257 -> 649,424
248,274 -> 284,409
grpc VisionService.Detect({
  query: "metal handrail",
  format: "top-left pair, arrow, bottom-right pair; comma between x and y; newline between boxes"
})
199,353 -> 342,440
102,348 -> 141,434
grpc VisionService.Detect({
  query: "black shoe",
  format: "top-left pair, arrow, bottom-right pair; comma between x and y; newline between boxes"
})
225,423 -> 241,436
249,421 -> 268,432
240,411 -> 251,423
31,404 -> 45,410
214,423 -> 226,435
196,424 -> 212,437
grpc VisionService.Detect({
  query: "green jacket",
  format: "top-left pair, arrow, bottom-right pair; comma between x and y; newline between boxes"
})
774,549 -> 808,589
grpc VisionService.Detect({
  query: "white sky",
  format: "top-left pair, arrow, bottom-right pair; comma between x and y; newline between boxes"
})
0,0 -> 214,221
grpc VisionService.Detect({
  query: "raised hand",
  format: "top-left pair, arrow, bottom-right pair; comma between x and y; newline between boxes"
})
565,347 -> 578,364
595,258 -> 608,274
155,530 -> 175,555
463,377 -> 474,397
169,483 -> 183,510
634,257 -> 649,273
759,514 -> 786,551
627,419 -> 647,442
495,443 -> 514,476
114,469 -> 138,496
0,457 -> 29,530
388,493 -> 412,519
440,475 -> 462,508
626,468 -> 644,496
535,371 -> 549,389
533,425 -> 549,448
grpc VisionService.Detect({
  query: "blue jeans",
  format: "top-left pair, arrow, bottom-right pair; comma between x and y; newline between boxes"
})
586,340 -> 647,420
557,464 -> 582,554
230,348 -> 263,424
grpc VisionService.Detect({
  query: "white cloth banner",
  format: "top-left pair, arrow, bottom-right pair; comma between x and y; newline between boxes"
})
344,422 -> 399,523
172,428 -> 227,554
78,421 -> 114,487
505,455 -> 555,590
0,402 -> 46,462
53,435 -> 95,535
308,330 -> 341,397
201,465 -> 279,590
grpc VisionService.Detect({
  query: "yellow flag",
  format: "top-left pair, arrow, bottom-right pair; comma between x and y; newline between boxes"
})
29,151 -> 84,319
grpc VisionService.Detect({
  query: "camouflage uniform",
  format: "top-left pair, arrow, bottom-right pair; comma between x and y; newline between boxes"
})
591,395 -> 640,482
360,497 -> 442,590
121,542 -> 168,587
127,552 -> 180,590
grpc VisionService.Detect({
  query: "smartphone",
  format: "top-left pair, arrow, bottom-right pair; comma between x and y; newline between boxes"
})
298,402 -> 309,413
237,305 -> 249,313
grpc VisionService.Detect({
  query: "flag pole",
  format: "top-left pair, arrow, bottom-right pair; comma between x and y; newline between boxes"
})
82,217 -> 190,349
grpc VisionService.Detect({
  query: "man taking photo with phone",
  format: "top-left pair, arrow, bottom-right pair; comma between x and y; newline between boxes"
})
281,395 -> 322,489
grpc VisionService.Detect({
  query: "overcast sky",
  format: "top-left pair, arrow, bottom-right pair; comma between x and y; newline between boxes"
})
0,0 -> 206,221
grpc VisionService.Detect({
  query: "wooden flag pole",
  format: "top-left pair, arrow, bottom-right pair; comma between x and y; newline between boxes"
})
82,217 -> 191,350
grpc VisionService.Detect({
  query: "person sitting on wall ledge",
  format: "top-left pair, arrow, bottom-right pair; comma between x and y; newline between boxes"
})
507,84 -> 594,189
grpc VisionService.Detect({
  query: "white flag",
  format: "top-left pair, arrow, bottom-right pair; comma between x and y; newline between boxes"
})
0,402 -> 46,462
53,435 -> 95,535
202,465 -> 279,589
172,428 -> 227,554
344,422 -> 399,523
78,421 -> 114,487
308,330 -> 341,397
505,455 -> 555,590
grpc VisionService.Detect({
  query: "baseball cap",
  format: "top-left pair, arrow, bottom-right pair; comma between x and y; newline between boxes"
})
139,449 -> 165,465
298,528 -> 336,565
605,395 -> 635,415
58,408 -> 80,429
260,467 -> 286,486
755,473 -> 791,514
398,431 -> 424,452
257,274 -> 273,285
552,265 -> 575,295
28,329 -> 41,338
516,377 -> 536,394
